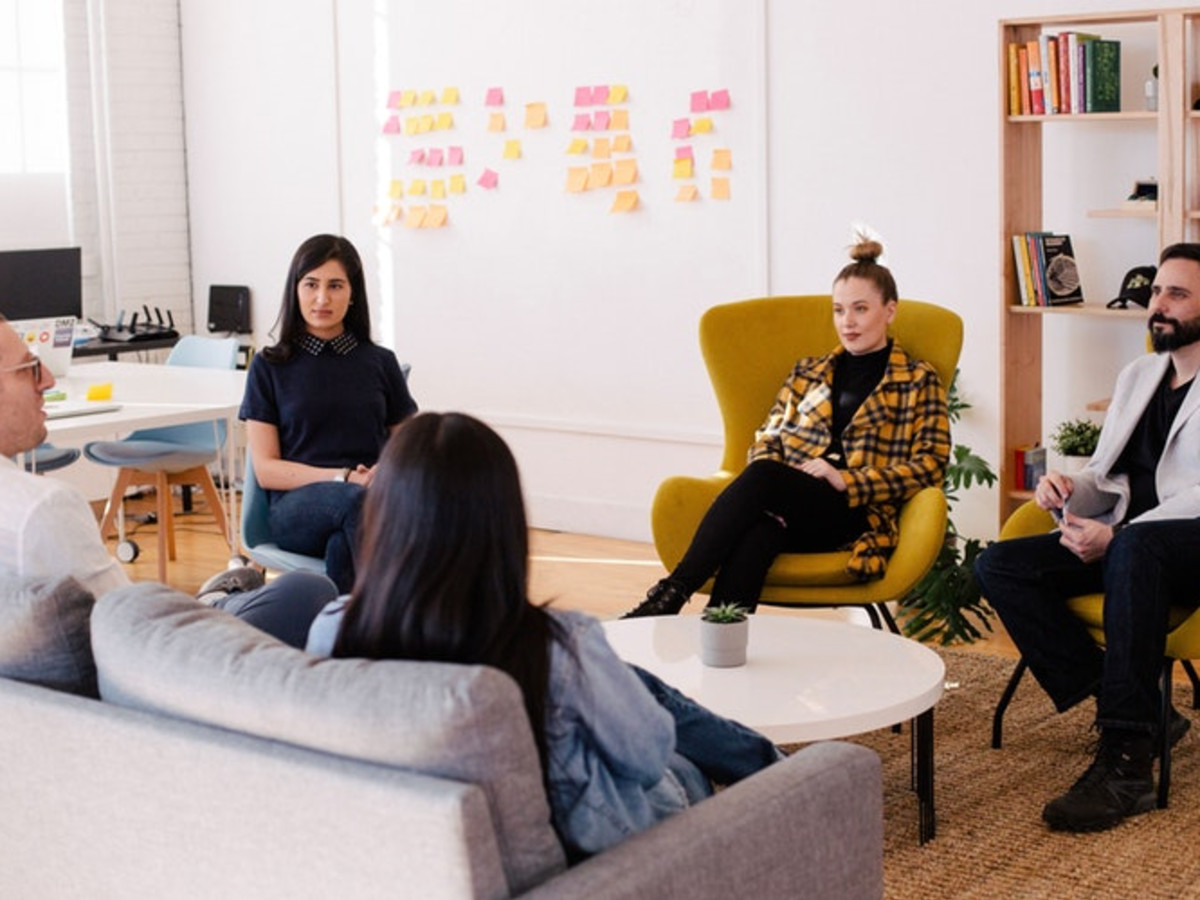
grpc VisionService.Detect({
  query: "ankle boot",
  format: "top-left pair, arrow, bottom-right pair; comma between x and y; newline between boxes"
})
1042,728 -> 1156,833
622,579 -> 691,619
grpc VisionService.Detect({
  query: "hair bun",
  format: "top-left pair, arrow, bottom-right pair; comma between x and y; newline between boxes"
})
849,236 -> 883,264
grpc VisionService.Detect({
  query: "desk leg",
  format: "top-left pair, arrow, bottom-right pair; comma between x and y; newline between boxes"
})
915,708 -> 936,843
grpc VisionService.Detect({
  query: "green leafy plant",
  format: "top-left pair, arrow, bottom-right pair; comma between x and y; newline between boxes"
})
899,371 -> 997,645
1049,417 -> 1101,457
701,603 -> 751,624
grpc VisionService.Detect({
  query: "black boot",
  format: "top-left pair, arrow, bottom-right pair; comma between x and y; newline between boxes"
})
622,579 -> 691,619
1042,728 -> 1156,833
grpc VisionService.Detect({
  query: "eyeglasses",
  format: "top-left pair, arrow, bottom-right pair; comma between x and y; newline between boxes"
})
0,357 -> 43,384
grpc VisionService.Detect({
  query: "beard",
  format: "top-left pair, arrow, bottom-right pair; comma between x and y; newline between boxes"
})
1149,311 -> 1200,352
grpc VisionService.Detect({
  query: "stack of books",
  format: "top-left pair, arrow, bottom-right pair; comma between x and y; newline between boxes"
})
1007,33 -> 1120,115
1013,445 -> 1047,491
1011,232 -> 1085,306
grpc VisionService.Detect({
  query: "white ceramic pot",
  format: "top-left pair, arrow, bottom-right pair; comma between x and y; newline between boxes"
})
699,618 -> 749,667
1059,455 -> 1092,475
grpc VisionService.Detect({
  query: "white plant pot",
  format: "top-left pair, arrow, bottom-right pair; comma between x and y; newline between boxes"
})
699,618 -> 749,668
1059,454 -> 1092,475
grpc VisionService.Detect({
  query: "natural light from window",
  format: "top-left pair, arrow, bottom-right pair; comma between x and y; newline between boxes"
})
0,0 -> 67,174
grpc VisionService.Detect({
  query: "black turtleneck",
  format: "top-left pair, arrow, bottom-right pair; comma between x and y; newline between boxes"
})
826,341 -> 891,464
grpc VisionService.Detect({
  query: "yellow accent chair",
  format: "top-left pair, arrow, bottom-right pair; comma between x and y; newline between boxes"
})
989,500 -> 1200,807
650,295 -> 963,631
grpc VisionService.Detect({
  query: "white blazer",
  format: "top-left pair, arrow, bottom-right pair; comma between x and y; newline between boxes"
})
1069,352 -> 1200,525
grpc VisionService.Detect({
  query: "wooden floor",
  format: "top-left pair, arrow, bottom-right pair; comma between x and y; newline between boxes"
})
100,487 -> 1021,658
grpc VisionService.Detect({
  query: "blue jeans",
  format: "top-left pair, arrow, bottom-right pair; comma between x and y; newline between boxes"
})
268,481 -> 366,593
212,571 -> 339,649
974,519 -> 1200,733
632,665 -> 781,792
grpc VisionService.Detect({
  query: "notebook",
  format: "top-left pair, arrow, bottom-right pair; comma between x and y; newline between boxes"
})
44,399 -> 122,420
13,316 -> 77,378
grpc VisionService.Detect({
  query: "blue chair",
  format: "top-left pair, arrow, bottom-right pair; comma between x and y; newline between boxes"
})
84,335 -> 239,582
23,443 -> 81,473
240,451 -> 327,575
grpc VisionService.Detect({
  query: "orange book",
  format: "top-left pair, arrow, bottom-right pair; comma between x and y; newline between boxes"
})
1026,39 -> 1045,115
1045,36 -> 1060,114
1007,43 -> 1022,115
1018,46 -> 1031,115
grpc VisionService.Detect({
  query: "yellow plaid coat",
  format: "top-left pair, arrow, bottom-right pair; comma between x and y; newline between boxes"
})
747,343 -> 951,580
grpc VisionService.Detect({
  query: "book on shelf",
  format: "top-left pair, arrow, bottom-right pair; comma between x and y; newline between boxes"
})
1037,233 -> 1085,306
1018,45 -> 1032,114
1085,39 -> 1120,112
1069,33 -> 1102,114
1012,444 -> 1046,491
1027,232 -> 1049,306
1056,32 -> 1072,113
1011,235 -> 1032,305
1026,39 -> 1046,115
1007,43 -> 1022,116
1043,34 -> 1059,114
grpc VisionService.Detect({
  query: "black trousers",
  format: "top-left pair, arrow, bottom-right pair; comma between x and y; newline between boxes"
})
670,458 -> 867,609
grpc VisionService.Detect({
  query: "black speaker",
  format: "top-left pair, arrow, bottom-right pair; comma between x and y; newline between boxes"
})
208,285 -> 251,334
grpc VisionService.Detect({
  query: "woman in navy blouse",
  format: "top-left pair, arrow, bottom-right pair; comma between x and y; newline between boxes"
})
239,234 -> 417,592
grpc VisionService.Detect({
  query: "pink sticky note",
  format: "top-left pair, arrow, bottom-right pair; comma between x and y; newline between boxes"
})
387,90 -> 403,108
485,87 -> 504,106
382,116 -> 401,135
709,89 -> 731,110
592,84 -> 610,104
572,113 -> 592,131
447,146 -> 464,166
592,110 -> 611,131
690,90 -> 710,113
675,145 -> 694,160
408,148 -> 426,164
427,148 -> 444,167
671,118 -> 691,139
477,168 -> 499,189
574,86 -> 593,106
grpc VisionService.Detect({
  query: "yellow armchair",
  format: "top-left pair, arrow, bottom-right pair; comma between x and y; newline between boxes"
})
651,295 -> 963,628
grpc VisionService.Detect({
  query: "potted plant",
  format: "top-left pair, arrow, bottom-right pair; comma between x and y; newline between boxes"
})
1049,416 -> 1101,472
899,371 -> 997,646
699,603 -> 751,667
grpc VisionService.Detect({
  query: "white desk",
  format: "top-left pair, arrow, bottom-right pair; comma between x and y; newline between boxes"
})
603,614 -> 944,842
45,361 -> 246,542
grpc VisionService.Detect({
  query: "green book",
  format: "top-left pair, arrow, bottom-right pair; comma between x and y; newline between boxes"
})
1085,39 -> 1120,112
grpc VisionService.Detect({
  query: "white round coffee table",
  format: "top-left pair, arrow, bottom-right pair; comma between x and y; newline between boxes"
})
603,614 -> 944,841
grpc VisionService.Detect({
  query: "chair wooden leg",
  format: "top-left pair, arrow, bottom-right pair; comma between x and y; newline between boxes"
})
155,471 -> 171,584
1159,658 -> 1174,809
1182,659 -> 1200,710
192,466 -> 231,545
992,658 -> 1028,750
96,469 -> 137,539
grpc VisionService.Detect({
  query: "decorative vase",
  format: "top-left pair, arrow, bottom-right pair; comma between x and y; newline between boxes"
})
699,618 -> 750,667
1060,455 -> 1091,475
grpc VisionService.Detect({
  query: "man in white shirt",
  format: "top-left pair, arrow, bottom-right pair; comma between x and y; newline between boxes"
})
0,315 -> 335,647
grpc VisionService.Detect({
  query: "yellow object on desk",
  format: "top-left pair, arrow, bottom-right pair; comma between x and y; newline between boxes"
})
85,382 -> 114,401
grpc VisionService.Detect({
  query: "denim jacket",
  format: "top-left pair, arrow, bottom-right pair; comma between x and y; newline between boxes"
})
305,602 -> 686,858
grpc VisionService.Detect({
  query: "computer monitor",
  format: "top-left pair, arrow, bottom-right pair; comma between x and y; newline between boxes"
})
0,247 -> 83,321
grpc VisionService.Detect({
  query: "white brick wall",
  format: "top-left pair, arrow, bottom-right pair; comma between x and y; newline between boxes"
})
63,0 -> 192,331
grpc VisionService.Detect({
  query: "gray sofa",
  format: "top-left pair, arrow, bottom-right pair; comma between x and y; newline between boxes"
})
0,577 -> 884,899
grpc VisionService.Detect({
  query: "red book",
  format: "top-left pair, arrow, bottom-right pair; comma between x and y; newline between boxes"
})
1026,40 -> 1046,114
1056,33 -> 1073,113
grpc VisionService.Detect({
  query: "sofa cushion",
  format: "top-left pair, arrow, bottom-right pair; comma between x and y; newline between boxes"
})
91,582 -> 566,894
0,575 -> 97,697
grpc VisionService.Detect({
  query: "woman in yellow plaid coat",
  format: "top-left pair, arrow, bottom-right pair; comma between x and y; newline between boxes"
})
625,237 -> 951,618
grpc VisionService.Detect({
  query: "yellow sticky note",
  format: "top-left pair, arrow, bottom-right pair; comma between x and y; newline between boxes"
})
675,184 -> 700,202
426,205 -> 448,227
488,112 -> 507,133
610,189 -> 638,212
388,179 -> 404,199
589,162 -> 613,187
435,111 -> 454,130
418,115 -> 434,133
86,382 -> 113,401
612,133 -> 632,153
608,84 -> 628,103
409,179 -> 427,196
400,89 -> 417,108
611,109 -> 629,131
711,177 -> 731,199
405,206 -> 427,228
441,86 -> 460,105
449,174 -> 466,194
673,158 -> 694,179
418,90 -> 436,106
431,180 -> 446,199
693,117 -> 714,134
712,148 -> 732,170
404,117 -> 419,135
592,137 -> 611,159
566,166 -> 589,193
566,138 -> 588,155
614,158 -> 638,185
525,102 -> 548,128
503,139 -> 522,159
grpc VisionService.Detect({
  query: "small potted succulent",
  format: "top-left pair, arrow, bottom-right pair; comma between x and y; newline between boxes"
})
699,603 -> 751,667
1049,417 -> 1102,472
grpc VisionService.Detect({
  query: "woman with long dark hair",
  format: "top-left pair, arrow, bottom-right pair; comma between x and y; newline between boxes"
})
239,234 -> 417,592
306,412 -> 779,858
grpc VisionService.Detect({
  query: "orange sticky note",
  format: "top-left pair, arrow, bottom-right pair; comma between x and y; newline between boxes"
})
425,205 -> 448,227
566,138 -> 588,155
566,166 -> 589,193
589,162 -> 613,187
712,148 -> 732,170
612,133 -> 632,153
675,184 -> 700,202
525,102 -> 548,128
488,112 -> 507,133
614,158 -> 638,185
431,180 -> 446,199
435,112 -> 454,130
384,204 -> 403,224
711,177 -> 731,199
503,140 -> 521,159
405,206 -> 427,228
441,86 -> 460,105
449,174 -> 466,194
673,158 -> 694,179
608,84 -> 629,103
611,109 -> 629,131
408,179 -> 427,196
610,190 -> 638,212
693,117 -> 714,134
592,137 -> 611,159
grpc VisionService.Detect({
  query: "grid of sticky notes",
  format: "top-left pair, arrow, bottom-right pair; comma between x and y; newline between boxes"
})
378,86 -> 463,228
672,88 -> 732,202
565,84 -> 638,214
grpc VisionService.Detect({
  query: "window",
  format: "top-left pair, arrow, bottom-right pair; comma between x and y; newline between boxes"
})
0,0 -> 67,173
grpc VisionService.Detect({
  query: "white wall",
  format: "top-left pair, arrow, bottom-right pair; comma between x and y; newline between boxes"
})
180,0 -> 1192,547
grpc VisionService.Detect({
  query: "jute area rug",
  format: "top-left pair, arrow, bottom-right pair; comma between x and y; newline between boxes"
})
788,649 -> 1200,900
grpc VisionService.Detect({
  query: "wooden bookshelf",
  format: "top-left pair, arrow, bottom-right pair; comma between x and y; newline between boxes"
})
998,9 -> 1200,526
